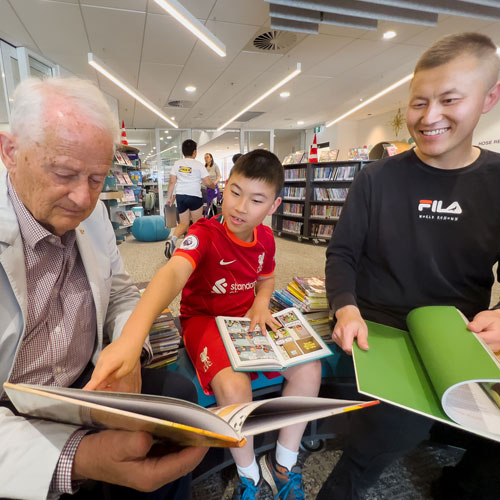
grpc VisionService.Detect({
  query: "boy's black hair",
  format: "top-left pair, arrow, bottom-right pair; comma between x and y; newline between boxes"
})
182,139 -> 197,157
232,153 -> 243,164
229,149 -> 284,197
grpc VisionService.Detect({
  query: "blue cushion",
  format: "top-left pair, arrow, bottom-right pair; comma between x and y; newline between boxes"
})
132,215 -> 170,242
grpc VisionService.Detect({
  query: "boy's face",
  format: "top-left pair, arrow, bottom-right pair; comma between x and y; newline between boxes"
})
222,172 -> 281,242
406,54 -> 500,168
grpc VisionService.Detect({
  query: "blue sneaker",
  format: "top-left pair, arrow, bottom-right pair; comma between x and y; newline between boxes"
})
232,475 -> 263,500
260,452 -> 305,500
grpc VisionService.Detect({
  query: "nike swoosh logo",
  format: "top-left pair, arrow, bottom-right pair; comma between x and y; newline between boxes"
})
220,259 -> 236,266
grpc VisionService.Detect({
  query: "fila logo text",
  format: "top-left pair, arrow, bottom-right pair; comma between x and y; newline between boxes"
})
418,200 -> 462,214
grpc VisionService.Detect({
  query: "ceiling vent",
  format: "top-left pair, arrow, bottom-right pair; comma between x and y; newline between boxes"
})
253,30 -> 297,52
166,100 -> 193,108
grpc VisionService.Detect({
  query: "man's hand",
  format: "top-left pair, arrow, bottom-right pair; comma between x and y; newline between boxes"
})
245,304 -> 280,335
332,305 -> 369,355
73,430 -> 207,491
84,337 -> 143,391
468,309 -> 500,352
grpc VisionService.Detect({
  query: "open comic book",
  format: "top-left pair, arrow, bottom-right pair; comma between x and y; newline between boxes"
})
216,307 -> 332,371
353,306 -> 500,442
3,383 -> 377,449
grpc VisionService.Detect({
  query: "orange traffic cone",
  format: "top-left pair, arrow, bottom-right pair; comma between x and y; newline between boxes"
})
309,133 -> 318,163
120,120 -> 128,146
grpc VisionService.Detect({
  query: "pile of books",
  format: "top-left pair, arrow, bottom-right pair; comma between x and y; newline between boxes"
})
148,309 -> 182,368
271,277 -> 332,343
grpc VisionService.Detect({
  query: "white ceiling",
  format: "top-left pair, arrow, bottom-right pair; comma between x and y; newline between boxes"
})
1,0 -> 499,138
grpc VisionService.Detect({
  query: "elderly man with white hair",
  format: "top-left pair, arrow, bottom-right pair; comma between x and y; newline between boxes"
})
0,77 -> 206,500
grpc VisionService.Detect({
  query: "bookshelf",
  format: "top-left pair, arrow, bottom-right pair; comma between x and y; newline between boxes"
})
272,160 -> 370,243
100,146 -> 143,242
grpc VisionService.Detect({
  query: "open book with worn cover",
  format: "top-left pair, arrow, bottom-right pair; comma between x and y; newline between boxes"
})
216,307 -> 332,372
3,382 -> 377,448
353,305 -> 500,442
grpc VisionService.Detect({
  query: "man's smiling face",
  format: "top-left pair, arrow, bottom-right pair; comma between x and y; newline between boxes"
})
406,53 -> 497,168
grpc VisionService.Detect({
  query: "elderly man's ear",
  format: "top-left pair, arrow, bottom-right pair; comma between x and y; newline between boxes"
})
0,132 -> 18,173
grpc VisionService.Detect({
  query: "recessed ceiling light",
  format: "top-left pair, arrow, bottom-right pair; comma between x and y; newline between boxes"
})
297,120 -> 304,125
359,98 -> 363,102
258,142 -> 264,146
383,30 -> 396,40
167,136 -> 172,139
185,85 -> 196,92
171,116 -> 175,120
280,91 -> 290,98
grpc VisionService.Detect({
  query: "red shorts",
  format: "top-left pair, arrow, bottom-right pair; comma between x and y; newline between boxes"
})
181,315 -> 281,395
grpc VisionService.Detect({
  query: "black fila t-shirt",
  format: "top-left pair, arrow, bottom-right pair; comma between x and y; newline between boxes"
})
326,148 -> 500,329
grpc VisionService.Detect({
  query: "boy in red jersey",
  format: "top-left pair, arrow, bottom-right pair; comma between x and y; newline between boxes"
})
87,150 -> 322,499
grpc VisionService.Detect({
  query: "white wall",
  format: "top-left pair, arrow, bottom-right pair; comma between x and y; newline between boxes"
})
474,107 -> 500,153
0,123 -> 9,172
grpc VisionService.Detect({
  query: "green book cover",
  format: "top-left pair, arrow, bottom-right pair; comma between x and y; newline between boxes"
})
353,306 -> 500,442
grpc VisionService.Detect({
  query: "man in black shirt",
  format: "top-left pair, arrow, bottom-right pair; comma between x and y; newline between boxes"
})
318,32 -> 500,499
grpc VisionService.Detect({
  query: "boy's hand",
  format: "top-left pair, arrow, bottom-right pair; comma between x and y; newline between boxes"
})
333,305 -> 369,355
246,304 -> 281,335
84,337 -> 143,391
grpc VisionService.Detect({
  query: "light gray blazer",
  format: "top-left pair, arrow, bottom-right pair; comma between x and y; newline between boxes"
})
0,170 -> 141,499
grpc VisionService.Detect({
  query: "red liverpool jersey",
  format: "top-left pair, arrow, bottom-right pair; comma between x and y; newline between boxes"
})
176,215 -> 276,319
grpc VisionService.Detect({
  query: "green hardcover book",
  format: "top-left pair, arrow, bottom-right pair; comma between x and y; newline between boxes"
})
353,305 -> 500,442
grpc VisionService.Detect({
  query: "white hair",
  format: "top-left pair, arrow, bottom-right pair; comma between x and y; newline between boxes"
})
9,77 -> 119,145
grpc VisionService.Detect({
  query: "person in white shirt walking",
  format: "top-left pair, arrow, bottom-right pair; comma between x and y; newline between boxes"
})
165,139 -> 215,258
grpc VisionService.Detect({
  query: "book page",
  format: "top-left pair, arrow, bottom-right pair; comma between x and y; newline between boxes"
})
354,321 -> 446,420
271,308 -> 331,367
211,396 -> 378,436
4,383 -> 240,448
217,317 -> 281,368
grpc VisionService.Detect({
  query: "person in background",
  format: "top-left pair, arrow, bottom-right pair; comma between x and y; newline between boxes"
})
203,152 -> 221,216
164,140 -> 215,259
232,153 -> 243,165
0,77 -> 206,500
318,32 -> 500,500
85,150 -> 322,500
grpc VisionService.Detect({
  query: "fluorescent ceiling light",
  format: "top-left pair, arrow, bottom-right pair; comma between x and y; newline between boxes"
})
145,144 -> 177,161
326,73 -> 413,128
185,85 -> 196,92
258,142 -> 264,146
217,63 -> 302,131
280,91 -> 290,98
383,30 -> 397,39
88,53 -> 178,128
153,0 -> 226,57
297,120 -> 304,125
167,136 -> 172,139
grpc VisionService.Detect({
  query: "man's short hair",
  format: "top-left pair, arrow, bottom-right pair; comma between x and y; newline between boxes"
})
229,149 -> 284,198
182,139 -> 197,157
232,153 -> 243,164
9,77 -> 119,146
414,32 -> 500,88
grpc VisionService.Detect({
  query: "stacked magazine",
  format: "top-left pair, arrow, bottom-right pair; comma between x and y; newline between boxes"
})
271,277 -> 332,344
148,310 -> 182,368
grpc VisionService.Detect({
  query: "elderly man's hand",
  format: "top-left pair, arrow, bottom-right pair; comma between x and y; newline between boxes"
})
468,309 -> 500,352
73,430 -> 207,490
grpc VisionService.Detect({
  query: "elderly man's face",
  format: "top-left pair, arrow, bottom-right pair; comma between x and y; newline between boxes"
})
10,102 -> 114,236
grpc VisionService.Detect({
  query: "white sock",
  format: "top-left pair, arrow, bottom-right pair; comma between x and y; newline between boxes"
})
275,441 -> 298,471
236,457 -> 260,484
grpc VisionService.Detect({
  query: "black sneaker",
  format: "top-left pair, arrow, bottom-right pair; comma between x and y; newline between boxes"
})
164,239 -> 173,259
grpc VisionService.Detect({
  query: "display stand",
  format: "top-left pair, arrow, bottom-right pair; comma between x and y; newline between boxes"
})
272,160 -> 370,243
100,145 -> 143,242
